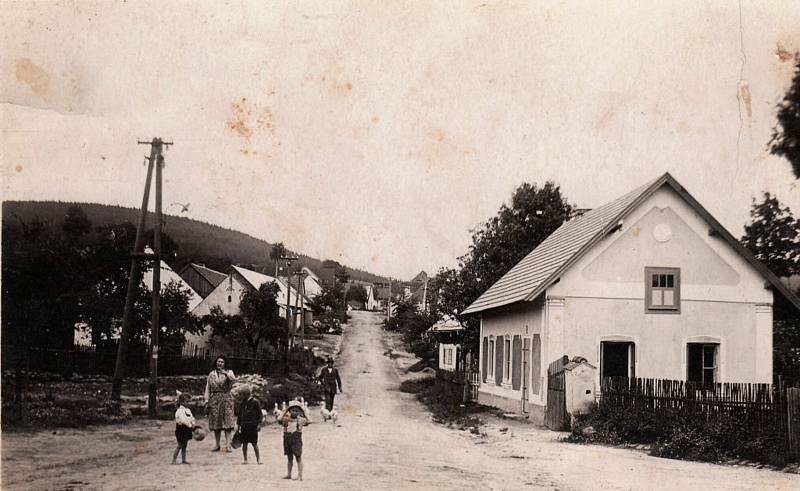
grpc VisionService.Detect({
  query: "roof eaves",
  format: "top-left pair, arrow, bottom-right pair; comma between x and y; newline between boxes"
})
523,172 -> 671,303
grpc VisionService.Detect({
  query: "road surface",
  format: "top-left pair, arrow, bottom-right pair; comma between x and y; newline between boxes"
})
2,311 -> 797,490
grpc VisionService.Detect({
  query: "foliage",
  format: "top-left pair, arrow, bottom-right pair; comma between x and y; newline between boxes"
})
770,59 -> 800,179
426,181 -> 574,353
3,201 -> 390,285
204,283 -> 285,354
740,193 -> 800,384
568,402 -> 791,466
385,297 -> 438,360
269,242 -> 287,276
346,284 -> 368,304
741,192 -> 800,278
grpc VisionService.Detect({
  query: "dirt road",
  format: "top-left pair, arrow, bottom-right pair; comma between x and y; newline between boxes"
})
2,311 -> 798,490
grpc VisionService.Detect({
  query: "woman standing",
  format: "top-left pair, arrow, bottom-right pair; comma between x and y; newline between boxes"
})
204,355 -> 236,452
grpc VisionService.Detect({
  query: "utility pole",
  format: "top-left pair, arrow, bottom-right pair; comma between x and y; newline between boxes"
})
111,138 -> 171,402
147,146 -> 165,418
298,270 -> 307,346
281,255 -> 299,372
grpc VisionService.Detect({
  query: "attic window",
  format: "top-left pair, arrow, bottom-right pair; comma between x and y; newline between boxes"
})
645,267 -> 680,313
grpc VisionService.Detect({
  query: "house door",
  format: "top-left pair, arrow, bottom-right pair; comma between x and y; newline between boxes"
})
600,342 -> 635,380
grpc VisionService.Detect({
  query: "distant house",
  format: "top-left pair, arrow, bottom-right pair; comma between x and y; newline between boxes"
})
463,173 -> 800,423
178,263 -> 227,298
364,284 -> 379,311
187,265 -> 312,355
301,267 -> 323,299
427,316 -> 466,371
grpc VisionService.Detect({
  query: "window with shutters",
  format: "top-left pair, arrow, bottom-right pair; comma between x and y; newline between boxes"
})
645,267 -> 680,313
503,336 -> 512,384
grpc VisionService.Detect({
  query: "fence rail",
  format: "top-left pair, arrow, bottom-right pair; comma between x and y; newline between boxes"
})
435,368 -> 479,404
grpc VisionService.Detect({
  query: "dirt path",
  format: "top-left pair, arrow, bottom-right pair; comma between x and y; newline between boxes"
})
2,311 -> 798,490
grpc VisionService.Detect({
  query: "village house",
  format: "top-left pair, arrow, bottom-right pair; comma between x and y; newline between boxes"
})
186,265 -> 312,356
462,173 -> 800,423
177,262 -> 227,298
300,266 -> 323,300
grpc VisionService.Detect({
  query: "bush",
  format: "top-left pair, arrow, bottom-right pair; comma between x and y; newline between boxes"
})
568,403 -> 792,466
2,395 -> 131,430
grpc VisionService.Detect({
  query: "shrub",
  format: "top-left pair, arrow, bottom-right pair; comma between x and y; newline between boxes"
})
568,402 -> 792,466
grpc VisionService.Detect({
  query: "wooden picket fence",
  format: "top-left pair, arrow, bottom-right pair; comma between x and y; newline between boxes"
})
601,377 -> 800,458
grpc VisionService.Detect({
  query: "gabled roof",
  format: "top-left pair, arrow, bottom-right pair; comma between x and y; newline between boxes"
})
462,172 -> 800,315
232,265 -> 312,311
410,271 -> 428,283
143,258 -> 202,311
187,263 -> 227,287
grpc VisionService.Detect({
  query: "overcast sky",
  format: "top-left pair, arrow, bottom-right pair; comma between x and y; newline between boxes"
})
2,1 -> 799,280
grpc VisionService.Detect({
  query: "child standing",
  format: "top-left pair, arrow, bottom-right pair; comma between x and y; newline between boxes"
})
235,385 -> 263,464
173,391 -> 196,464
279,399 -> 310,481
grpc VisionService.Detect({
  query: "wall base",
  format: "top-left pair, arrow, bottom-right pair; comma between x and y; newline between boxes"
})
477,390 -> 545,425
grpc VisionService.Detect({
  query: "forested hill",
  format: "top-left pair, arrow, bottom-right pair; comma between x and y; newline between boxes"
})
2,201 -> 390,284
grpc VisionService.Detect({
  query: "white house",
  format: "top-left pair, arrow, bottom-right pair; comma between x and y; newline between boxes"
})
186,265 -> 312,354
462,173 -> 800,423
364,284 -> 379,311
143,259 -> 203,312
301,267 -> 323,300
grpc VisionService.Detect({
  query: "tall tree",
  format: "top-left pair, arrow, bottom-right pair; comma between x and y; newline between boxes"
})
741,192 -> 800,278
770,59 -> 800,179
427,181 -> 573,355
270,242 -> 287,277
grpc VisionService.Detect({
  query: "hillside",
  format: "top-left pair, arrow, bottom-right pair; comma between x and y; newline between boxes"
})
2,201 -> 390,284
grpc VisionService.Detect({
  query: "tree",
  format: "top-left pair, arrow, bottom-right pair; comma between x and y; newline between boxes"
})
741,192 -> 800,278
205,282 -> 284,355
346,284 -> 368,304
269,242 -> 287,277
770,59 -> 800,179
423,181 -> 573,359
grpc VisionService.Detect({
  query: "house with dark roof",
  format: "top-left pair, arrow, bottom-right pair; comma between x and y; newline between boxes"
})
178,263 -> 227,298
463,173 -> 800,423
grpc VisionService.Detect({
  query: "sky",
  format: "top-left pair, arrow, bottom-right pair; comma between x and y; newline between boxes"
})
2,1 -> 799,280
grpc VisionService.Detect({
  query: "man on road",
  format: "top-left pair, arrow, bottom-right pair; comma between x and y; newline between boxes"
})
318,357 -> 342,411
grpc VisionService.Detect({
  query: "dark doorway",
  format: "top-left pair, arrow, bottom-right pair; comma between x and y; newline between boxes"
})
601,342 -> 635,379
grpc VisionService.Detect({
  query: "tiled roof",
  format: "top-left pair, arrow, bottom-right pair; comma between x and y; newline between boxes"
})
462,172 -> 800,315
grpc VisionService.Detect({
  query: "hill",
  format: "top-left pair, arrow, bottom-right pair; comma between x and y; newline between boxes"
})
2,201 -> 390,284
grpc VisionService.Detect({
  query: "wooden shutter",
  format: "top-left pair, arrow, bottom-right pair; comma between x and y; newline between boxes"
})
531,334 -> 541,395
522,337 -> 530,394
512,335 -> 522,390
482,337 -> 488,382
495,337 -> 504,386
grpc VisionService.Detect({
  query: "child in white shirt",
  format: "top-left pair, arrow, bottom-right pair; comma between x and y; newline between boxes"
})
173,391 -> 196,464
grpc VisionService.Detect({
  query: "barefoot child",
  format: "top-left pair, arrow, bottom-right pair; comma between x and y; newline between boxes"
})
235,385 -> 263,464
279,399 -> 311,480
173,391 -> 196,464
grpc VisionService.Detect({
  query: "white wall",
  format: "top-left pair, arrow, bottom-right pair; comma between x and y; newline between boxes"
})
548,185 -> 773,383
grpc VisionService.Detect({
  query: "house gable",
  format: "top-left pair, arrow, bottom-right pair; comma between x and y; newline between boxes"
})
581,206 -> 740,287
463,172 -> 800,315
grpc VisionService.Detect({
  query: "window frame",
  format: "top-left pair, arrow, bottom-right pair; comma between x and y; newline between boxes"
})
644,267 -> 681,314
687,342 -> 718,386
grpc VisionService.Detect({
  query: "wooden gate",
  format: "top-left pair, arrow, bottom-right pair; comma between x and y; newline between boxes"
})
545,355 -> 569,431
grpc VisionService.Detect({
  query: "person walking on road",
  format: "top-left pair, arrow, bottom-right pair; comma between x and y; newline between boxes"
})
318,357 -> 342,411
204,355 -> 236,452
